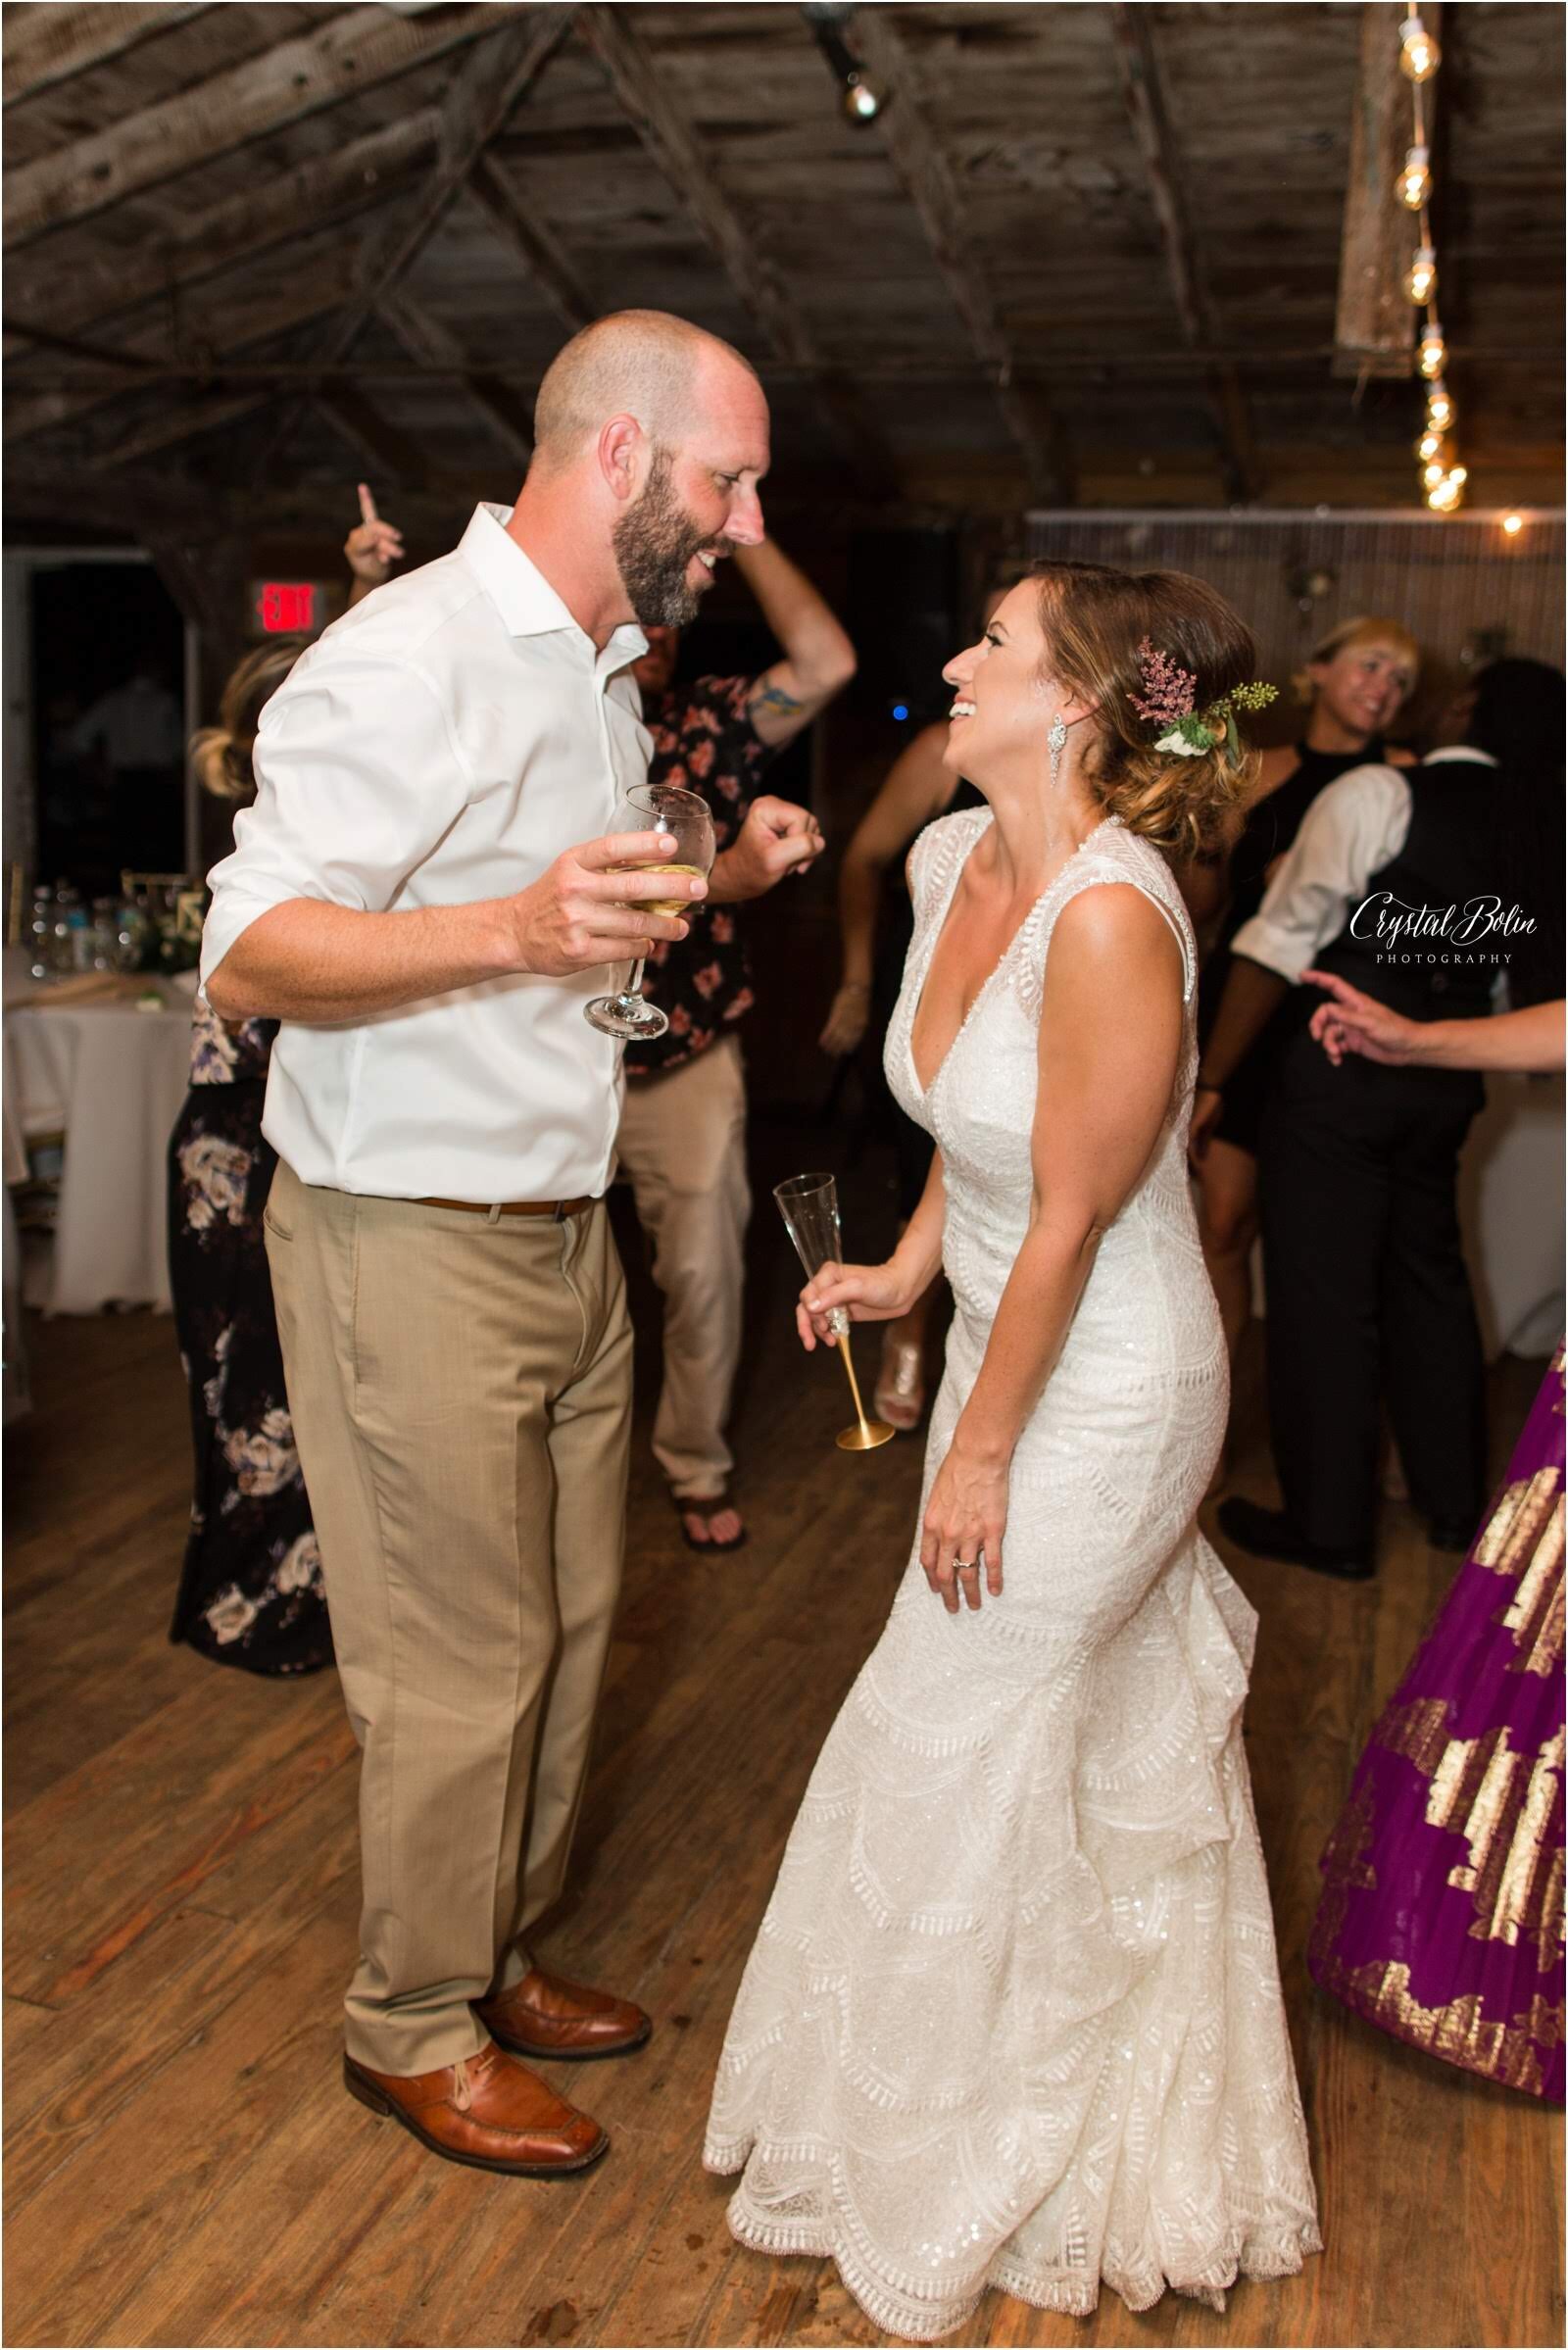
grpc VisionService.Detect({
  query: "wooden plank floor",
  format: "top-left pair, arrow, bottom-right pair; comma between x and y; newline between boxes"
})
5,1130 -> 1562,2349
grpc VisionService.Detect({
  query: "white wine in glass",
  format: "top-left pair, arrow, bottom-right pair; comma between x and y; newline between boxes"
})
585,782 -> 715,1042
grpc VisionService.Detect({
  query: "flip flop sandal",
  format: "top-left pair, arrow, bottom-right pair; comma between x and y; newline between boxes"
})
673,1491 -> 749,1554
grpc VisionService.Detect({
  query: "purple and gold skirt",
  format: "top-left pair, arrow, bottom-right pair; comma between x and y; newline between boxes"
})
1309,1345 -> 1565,2100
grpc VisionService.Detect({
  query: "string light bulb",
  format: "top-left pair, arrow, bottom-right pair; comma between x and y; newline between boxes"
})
1422,458 -> 1448,490
1426,382 -> 1455,432
842,70 -> 883,122
1418,323 -> 1447,379
1415,427 -> 1447,464
1426,474 -> 1464,514
1404,245 -> 1438,306
1399,13 -> 1442,81
1502,513 -> 1525,536
1396,144 -> 1433,210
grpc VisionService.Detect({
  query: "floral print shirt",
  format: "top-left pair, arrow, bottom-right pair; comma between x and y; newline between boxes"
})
624,672 -> 779,1080
189,995 -> 277,1086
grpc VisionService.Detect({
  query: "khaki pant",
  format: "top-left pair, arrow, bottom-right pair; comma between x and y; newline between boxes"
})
615,1035 -> 751,1499
265,1162 -> 631,2076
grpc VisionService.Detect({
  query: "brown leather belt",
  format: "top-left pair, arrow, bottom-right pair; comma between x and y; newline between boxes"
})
418,1196 -> 598,1220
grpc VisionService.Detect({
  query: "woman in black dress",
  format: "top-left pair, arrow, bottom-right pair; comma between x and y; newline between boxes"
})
1193,613 -> 1419,1363
169,491 -> 402,1673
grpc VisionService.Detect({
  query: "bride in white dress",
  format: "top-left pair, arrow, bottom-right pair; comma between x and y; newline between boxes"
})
705,562 -> 1321,2337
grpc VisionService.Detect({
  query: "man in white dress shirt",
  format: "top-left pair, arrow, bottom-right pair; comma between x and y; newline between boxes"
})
1192,681 -> 1527,1581
202,312 -> 782,2177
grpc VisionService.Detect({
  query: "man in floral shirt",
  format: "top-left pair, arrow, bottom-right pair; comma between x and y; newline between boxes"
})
619,538 -> 856,1550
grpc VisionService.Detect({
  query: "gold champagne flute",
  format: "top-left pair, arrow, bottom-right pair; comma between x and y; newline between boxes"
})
774,1173 -> 895,1452
585,781 -> 715,1042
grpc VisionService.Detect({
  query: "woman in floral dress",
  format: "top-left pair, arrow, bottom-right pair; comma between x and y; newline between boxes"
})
169,493 -> 402,1673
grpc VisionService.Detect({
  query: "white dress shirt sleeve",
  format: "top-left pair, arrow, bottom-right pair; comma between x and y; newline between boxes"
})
200,651 -> 475,990
1230,763 -> 1413,984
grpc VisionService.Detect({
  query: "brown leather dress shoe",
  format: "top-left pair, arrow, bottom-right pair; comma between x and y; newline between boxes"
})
344,2042 -> 608,2176
475,1966 -> 653,2063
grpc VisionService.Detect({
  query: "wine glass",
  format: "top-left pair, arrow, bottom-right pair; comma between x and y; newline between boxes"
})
584,781 -> 715,1041
774,1172 -> 895,1452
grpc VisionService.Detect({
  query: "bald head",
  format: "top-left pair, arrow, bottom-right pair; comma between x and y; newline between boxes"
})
533,309 -> 760,471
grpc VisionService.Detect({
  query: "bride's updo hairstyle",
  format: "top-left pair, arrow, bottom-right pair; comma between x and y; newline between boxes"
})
189,638 -> 304,805
1032,559 -> 1262,865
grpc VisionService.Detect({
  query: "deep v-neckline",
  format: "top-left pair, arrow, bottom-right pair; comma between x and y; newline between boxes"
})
906,812 -> 1113,1102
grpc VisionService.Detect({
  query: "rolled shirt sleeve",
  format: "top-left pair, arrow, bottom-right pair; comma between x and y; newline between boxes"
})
1230,762 -> 1412,984
199,651 -> 475,995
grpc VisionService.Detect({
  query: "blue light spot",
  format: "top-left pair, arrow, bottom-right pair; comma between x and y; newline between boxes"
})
892,703 -> 909,721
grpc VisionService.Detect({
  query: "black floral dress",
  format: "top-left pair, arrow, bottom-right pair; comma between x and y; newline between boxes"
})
167,1002 -> 331,1674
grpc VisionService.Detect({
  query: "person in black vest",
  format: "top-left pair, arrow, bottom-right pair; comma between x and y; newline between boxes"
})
1191,657 -> 1564,1578
1192,615 -> 1419,1366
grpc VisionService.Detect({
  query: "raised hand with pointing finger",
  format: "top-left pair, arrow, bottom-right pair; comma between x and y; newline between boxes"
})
344,483 -> 406,603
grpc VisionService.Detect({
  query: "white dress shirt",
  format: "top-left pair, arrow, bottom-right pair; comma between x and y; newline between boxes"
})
200,505 -> 650,1201
1231,746 -> 1499,984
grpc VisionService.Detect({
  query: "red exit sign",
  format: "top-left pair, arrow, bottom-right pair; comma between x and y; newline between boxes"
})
255,580 -> 318,633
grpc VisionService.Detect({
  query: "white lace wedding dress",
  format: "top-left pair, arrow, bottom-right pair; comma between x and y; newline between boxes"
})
705,808 -> 1321,2338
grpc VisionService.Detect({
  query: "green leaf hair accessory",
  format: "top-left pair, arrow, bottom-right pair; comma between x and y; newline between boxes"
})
1131,640 -> 1277,758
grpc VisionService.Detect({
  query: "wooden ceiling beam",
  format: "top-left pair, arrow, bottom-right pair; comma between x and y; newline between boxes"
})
464,156 -> 595,334
4,112 -> 442,357
848,9 -> 1072,505
253,8 -> 573,482
85,392 -> 271,474
2,2 -> 531,251
8,252 -> 365,448
1335,1 -> 1441,379
312,389 -> 434,492
2,3 -> 211,109
1109,3 -> 1259,502
378,289 -> 534,473
576,3 -> 898,500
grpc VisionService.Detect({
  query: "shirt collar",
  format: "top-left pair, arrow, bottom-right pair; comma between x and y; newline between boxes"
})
460,504 -> 647,672
1425,745 -> 1500,768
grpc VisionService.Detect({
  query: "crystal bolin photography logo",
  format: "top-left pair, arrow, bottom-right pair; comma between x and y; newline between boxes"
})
1348,890 -> 1539,966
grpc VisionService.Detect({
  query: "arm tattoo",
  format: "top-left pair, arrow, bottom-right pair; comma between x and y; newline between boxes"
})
751,677 -> 807,719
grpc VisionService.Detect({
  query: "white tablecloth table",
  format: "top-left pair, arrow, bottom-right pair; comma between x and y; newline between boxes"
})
4,968 -> 195,1313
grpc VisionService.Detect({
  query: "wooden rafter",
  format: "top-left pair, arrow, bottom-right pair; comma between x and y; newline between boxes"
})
86,392 -> 270,474
1335,1 -> 1441,378
465,157 -> 595,334
254,8 -> 574,482
313,389 -> 434,492
2,2 -> 530,251
378,290 -> 535,474
576,4 -> 898,499
1109,3 -> 1259,501
4,113 -> 442,358
848,9 -> 1071,505
6,242 -> 367,446
2,3 -> 210,109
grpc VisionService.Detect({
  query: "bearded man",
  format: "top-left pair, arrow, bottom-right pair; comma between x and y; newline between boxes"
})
201,312 -> 801,2178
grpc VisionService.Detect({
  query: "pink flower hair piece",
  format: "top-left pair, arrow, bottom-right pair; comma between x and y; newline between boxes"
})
1129,638 -> 1198,726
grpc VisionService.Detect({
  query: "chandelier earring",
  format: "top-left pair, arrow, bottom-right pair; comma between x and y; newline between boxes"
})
1048,711 -> 1068,790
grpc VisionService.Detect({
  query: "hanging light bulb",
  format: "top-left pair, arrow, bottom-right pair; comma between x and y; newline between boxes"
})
1396,144 -> 1433,210
1422,456 -> 1449,489
1415,427 -> 1448,464
1404,245 -> 1438,306
1418,322 -> 1447,379
1426,382 -> 1455,432
1399,13 -> 1442,80
842,69 -> 883,122
1426,474 -> 1463,513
